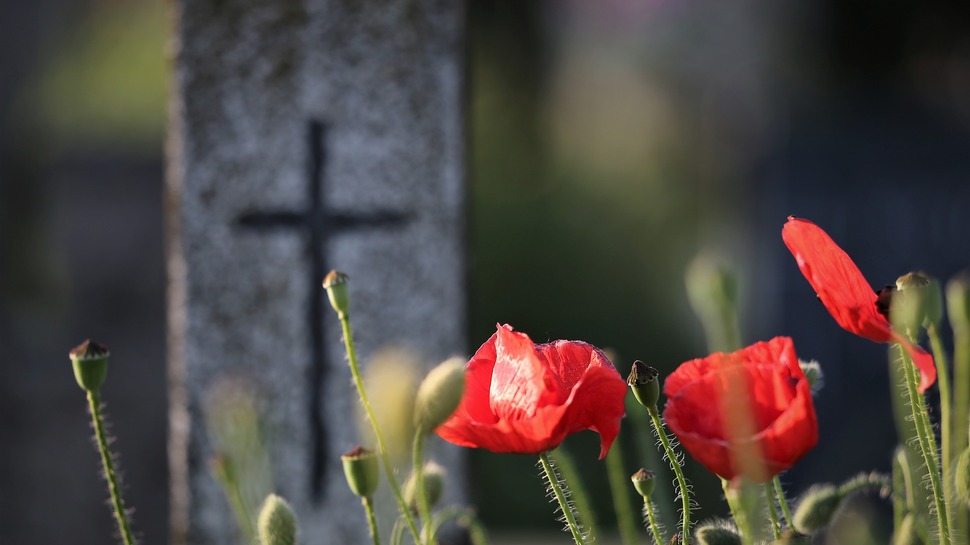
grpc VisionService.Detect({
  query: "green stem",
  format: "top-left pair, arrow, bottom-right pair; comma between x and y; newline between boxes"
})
390,518 -> 406,545
87,391 -> 136,545
772,477 -> 793,528
927,325 -> 954,505
553,447 -> 598,543
211,456 -> 257,545
952,318 -> 970,545
362,497 -> 382,545
648,407 -> 691,545
627,397 -> 676,532
898,344 -> 950,545
538,452 -> 586,545
412,432 -> 433,545
643,499 -> 665,545
337,311 -> 422,545
604,443 -> 640,545
721,479 -> 753,545
765,482 -> 781,539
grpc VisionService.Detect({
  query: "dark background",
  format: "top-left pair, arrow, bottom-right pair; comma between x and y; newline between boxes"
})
3,0 -> 970,543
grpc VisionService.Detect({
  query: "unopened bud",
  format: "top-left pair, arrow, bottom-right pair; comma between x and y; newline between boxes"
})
792,484 -> 842,534
413,357 -> 466,433
69,340 -> 110,392
631,468 -> 656,498
404,461 -> 446,512
322,270 -> 350,317
257,494 -> 297,545
947,272 -> 970,334
627,361 -> 660,410
342,446 -> 379,498
798,359 -> 824,395
894,272 -> 943,330
695,519 -> 741,545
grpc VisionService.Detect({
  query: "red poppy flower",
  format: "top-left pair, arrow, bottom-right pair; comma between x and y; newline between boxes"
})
782,216 -> 936,392
435,324 -> 627,459
663,336 -> 818,481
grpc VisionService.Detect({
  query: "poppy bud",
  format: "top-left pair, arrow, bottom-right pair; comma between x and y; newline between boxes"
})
69,340 -> 110,393
322,270 -> 350,317
956,446 -> 970,506
414,357 -> 466,433
947,272 -> 970,334
257,494 -> 297,545
403,461 -> 446,512
627,361 -> 660,410
798,359 -> 824,395
792,484 -> 842,534
630,468 -> 656,498
894,272 -> 943,331
695,519 -> 741,545
341,446 -> 379,498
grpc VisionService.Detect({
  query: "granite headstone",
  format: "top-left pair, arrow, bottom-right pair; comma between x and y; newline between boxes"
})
166,1 -> 467,543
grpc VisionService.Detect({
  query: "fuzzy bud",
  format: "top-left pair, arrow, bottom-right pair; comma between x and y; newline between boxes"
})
627,361 -> 661,410
413,357 -> 466,433
257,494 -> 297,545
894,272 -> 943,330
404,461 -> 446,512
69,340 -> 110,392
322,270 -> 350,317
631,468 -> 656,498
792,484 -> 842,534
695,519 -> 741,545
341,446 -> 379,498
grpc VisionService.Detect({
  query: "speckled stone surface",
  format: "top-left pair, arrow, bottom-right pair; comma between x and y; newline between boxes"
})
166,1 -> 467,543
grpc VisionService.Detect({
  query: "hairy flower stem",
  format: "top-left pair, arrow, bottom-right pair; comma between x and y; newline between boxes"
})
362,497 -> 382,545
642,499 -> 665,545
951,311 -> 970,545
648,407 -> 691,545
87,391 -> 136,545
553,448 -> 598,543
210,456 -> 256,544
412,433 -> 433,545
604,444 -> 640,545
765,482 -> 781,538
771,477 -> 793,527
721,479 -> 755,545
898,345 -> 950,545
927,324 -> 958,543
336,312 -> 421,545
538,452 -> 586,545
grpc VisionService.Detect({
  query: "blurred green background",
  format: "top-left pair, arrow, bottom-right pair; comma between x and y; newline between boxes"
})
4,1 -> 970,544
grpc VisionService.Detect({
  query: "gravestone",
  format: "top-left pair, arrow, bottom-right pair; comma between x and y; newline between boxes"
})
166,1 -> 467,544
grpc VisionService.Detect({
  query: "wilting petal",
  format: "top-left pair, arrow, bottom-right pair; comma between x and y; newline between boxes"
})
782,217 -> 936,392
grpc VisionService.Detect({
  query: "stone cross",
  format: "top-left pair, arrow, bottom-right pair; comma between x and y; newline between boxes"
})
166,2 -> 467,544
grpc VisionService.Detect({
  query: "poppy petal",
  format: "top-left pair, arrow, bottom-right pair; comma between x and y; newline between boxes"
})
663,337 -> 818,481
782,217 -> 936,392
436,325 -> 627,458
